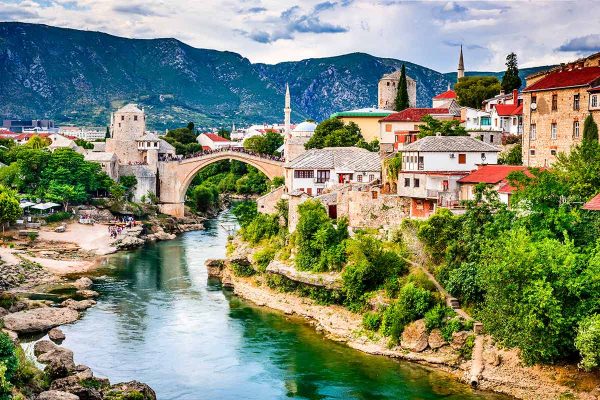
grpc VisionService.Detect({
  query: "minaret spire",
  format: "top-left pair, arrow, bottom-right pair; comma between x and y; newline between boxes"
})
457,45 -> 465,81
284,83 -> 291,136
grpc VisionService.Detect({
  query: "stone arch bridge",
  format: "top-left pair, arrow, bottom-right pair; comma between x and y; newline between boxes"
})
157,150 -> 284,217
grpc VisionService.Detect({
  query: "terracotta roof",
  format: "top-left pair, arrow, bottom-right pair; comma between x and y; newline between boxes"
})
523,66 -> 600,92
402,136 -> 501,153
494,103 -> 523,116
433,90 -> 457,100
458,165 -> 527,184
583,193 -> 600,211
497,182 -> 517,194
380,108 -> 450,122
203,133 -> 230,142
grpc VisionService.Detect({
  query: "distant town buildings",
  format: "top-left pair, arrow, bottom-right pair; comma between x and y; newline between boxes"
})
330,108 -> 393,143
2,119 -> 56,133
59,126 -> 107,141
197,132 -> 240,150
522,52 -> 600,167
378,70 -> 417,110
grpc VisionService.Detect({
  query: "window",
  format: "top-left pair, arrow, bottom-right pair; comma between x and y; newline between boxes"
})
592,95 -> 598,108
121,115 -> 125,121
574,94 -> 580,110
573,121 -> 580,138
369,174 -> 375,182
552,94 -> 558,111
416,200 -> 424,210
442,180 -> 449,191
481,116 -> 491,126
404,178 -> 410,187
550,149 -> 557,156
458,153 -> 466,164
294,170 -> 314,179
118,123 -> 121,128
531,95 -> 537,110
357,175 -> 363,182
134,115 -> 138,121
530,124 -> 537,140
316,170 -> 330,183
414,178 -> 420,188
387,82 -> 390,86
385,124 -> 392,132
306,188 -> 312,196
316,188 -> 323,195
551,123 -> 557,140
530,149 -> 536,156
490,135 -> 494,143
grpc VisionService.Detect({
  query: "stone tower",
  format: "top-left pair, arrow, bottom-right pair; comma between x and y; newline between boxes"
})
457,45 -> 465,81
106,104 -> 146,164
378,71 -> 417,110
284,83 -> 291,136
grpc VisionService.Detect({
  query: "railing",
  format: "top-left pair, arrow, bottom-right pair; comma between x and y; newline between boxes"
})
159,146 -> 285,163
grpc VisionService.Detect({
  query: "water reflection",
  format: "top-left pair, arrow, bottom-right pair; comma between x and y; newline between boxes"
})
59,210 -> 510,400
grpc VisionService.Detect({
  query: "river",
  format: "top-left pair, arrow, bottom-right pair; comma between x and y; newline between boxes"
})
59,210 -> 509,400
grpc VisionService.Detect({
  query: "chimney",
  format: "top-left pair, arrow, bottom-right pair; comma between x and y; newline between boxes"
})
512,89 -> 519,105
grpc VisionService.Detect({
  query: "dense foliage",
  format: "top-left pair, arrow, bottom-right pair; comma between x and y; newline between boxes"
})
243,132 -> 283,155
498,143 -> 522,165
501,53 -> 522,93
0,185 -> 21,229
164,123 -> 201,155
418,115 -> 468,138
305,118 -> 378,151
455,76 -> 502,109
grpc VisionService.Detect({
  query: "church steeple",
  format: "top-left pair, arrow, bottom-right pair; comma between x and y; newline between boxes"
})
457,45 -> 465,81
284,83 -> 291,136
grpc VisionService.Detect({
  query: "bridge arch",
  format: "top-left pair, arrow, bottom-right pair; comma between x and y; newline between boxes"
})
158,150 -> 284,217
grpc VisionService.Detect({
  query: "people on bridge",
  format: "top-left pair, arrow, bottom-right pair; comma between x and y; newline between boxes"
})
160,146 -> 284,163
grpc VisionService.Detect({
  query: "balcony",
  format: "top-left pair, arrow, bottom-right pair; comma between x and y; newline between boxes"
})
426,189 -> 439,199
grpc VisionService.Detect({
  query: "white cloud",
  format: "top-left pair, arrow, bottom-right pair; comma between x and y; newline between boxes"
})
0,0 -> 597,72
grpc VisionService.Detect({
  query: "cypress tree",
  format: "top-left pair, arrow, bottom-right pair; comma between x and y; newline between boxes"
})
583,113 -> 599,142
501,52 -> 522,93
105,126 -> 110,139
394,64 -> 410,112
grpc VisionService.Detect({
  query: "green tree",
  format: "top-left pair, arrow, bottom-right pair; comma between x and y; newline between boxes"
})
105,126 -> 110,139
186,121 -> 195,133
218,128 -> 231,140
582,113 -> 599,142
25,135 -> 50,149
305,119 -> 364,149
417,115 -> 468,138
46,181 -> 87,211
394,64 -> 410,112
0,185 -> 21,232
0,332 -> 18,381
243,132 -> 283,155
455,76 -> 502,109
501,52 -> 522,93
575,314 -> 600,371
192,182 -> 219,212
166,127 -> 197,145
498,144 -> 522,165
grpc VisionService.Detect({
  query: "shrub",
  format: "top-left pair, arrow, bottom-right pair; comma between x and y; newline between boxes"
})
380,282 -> 434,342
0,364 -> 13,400
240,213 -> 280,244
253,245 -> 277,272
424,304 -> 454,332
441,316 -> 463,342
445,262 -> 482,305
459,334 -> 476,359
231,201 -> 258,228
362,312 -> 382,331
231,260 -> 255,277
575,314 -> 600,371
0,332 -> 18,381
0,294 -> 15,310
45,211 -> 72,223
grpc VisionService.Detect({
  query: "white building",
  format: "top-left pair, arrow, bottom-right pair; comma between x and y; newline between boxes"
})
59,126 -> 107,141
283,121 -> 318,162
397,136 -> 500,218
285,147 -> 381,196
197,132 -> 240,150
482,89 -> 522,112
460,107 -> 501,145
490,103 -> 523,136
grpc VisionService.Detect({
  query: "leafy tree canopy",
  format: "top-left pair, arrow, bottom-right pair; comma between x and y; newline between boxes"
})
243,132 -> 283,155
305,119 -> 365,149
501,52 -> 522,93
418,115 -> 468,138
455,76 -> 501,109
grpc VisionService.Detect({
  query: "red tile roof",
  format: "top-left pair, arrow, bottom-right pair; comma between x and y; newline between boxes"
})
494,103 -> 523,116
524,66 -> 600,92
203,133 -> 230,142
433,89 -> 457,100
583,193 -> 600,211
498,182 -> 517,194
380,108 -> 450,122
458,165 -> 528,184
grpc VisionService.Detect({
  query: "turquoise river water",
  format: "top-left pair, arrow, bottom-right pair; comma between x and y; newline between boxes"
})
57,210 -> 510,400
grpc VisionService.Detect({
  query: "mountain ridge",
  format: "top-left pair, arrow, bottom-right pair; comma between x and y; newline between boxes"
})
0,22 -> 551,130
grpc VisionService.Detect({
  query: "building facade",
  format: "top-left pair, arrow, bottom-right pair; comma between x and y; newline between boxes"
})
330,108 -> 393,142
378,70 -> 417,110
522,52 -> 600,167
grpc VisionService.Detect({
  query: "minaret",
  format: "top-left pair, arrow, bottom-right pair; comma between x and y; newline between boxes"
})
457,45 -> 465,81
284,83 -> 291,136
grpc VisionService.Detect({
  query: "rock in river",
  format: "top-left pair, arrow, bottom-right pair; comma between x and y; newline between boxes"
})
104,381 -> 157,400
76,290 -> 99,299
38,346 -> 77,379
74,277 -> 93,289
3,307 -> 79,334
34,339 -> 58,356
49,327 -> 66,342
37,390 -> 80,400
61,299 -> 96,311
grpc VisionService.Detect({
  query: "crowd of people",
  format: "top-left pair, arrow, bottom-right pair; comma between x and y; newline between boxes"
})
108,216 -> 137,238
174,146 -> 284,162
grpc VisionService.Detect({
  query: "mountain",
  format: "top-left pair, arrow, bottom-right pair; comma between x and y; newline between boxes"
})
0,22 -> 551,130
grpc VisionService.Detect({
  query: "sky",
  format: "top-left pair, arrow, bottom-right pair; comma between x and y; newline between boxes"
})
0,0 -> 599,72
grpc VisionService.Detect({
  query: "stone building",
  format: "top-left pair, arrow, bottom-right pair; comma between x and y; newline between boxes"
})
522,52 -> 600,167
378,70 -> 417,110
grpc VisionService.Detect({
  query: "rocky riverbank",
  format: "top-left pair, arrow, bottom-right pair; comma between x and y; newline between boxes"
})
0,278 -> 157,400
211,240 -> 600,400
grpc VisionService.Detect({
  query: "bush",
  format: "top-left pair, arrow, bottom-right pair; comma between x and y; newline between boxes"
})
253,244 -> 277,272
232,201 -> 258,228
441,316 -> 464,342
231,260 -> 255,277
380,282 -> 434,342
445,262 -> 482,305
362,312 -> 382,331
45,211 -> 72,223
575,314 -> 600,371
459,334 -> 476,359
0,333 -> 18,381
191,182 -> 219,212
0,364 -> 13,400
424,304 -> 454,332
240,213 -> 280,244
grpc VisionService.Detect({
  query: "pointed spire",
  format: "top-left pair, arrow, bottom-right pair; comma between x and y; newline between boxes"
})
457,45 -> 465,81
284,83 -> 292,136
285,83 -> 291,108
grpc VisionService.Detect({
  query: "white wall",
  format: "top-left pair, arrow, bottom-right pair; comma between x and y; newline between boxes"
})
402,151 -> 498,172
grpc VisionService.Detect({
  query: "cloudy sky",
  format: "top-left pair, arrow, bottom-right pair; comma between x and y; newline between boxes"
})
1,0 -> 599,72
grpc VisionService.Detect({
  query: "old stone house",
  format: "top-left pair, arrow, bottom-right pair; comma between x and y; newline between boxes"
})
378,70 -> 417,110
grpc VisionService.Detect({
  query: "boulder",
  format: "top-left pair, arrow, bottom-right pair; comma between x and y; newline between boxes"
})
37,390 -> 80,400
485,350 -> 502,367
0,307 -> 8,317
428,329 -> 447,350
38,347 -> 76,379
74,365 -> 93,380
3,307 -> 79,334
34,339 -> 58,356
9,301 -> 27,313
61,299 -> 96,311
451,331 -> 471,350
49,327 -> 66,342
116,235 -> 145,250
73,277 -> 93,290
76,290 -> 99,299
104,381 -> 157,400
400,319 -> 429,352
50,376 -> 105,400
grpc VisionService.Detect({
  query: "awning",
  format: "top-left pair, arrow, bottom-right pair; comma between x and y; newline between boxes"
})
32,202 -> 61,210
19,201 -> 36,208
